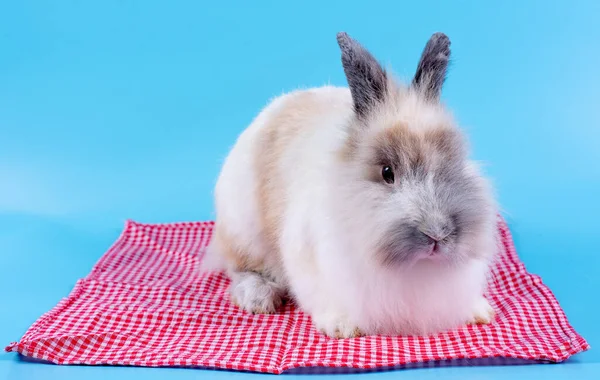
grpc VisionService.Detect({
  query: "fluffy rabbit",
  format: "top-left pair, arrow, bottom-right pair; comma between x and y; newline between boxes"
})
205,32 -> 499,338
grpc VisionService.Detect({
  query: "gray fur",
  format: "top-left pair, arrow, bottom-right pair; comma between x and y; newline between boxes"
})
336,31 -> 493,267
336,32 -> 388,118
380,220 -> 438,265
412,32 -> 451,102
378,168 -> 491,266
373,130 -> 490,266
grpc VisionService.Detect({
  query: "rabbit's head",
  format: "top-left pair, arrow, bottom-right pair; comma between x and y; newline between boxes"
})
336,32 -> 497,267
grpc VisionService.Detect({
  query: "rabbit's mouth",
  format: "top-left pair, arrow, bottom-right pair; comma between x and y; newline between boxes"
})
378,239 -> 456,268
428,241 -> 441,255
424,240 -> 454,261
376,221 -> 459,267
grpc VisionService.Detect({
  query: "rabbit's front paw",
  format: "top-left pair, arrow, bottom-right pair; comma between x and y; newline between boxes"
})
312,309 -> 363,339
466,296 -> 495,325
229,271 -> 284,314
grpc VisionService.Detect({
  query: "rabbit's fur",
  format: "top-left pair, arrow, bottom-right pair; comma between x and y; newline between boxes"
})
205,32 -> 498,338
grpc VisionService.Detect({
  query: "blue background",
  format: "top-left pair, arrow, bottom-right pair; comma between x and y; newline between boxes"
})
1,1 -> 599,379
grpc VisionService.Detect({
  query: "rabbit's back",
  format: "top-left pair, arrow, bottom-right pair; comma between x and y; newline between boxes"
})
209,86 -> 353,281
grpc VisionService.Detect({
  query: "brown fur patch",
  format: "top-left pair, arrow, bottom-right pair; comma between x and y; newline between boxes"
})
472,315 -> 490,325
215,90 -> 326,282
423,127 -> 464,160
253,91 -> 323,268
467,308 -> 495,325
364,123 -> 426,181
378,123 -> 423,164
213,222 -> 264,273
358,122 -> 464,184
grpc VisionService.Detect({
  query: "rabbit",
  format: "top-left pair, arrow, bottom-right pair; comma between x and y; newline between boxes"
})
203,31 -> 499,339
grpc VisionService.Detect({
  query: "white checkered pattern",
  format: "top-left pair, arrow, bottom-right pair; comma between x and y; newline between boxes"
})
5,217 -> 589,374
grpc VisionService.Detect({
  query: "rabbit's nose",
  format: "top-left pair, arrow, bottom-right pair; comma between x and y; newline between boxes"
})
418,222 -> 453,243
421,231 -> 441,243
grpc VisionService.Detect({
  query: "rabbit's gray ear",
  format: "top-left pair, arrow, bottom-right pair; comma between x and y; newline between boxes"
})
337,32 -> 388,118
412,32 -> 451,101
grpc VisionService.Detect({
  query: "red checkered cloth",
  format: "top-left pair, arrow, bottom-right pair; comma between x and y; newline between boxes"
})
6,217 -> 589,374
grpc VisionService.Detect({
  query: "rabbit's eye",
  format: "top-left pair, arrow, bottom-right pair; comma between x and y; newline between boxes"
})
381,166 -> 395,184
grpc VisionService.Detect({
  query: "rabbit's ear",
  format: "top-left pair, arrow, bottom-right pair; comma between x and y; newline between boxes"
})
412,33 -> 451,102
337,32 -> 388,118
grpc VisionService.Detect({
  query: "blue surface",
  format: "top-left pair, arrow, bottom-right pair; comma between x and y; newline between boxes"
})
1,1 -> 599,379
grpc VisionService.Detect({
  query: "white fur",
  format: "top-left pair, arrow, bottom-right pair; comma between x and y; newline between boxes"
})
207,86 -> 498,337
229,271 -> 285,314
